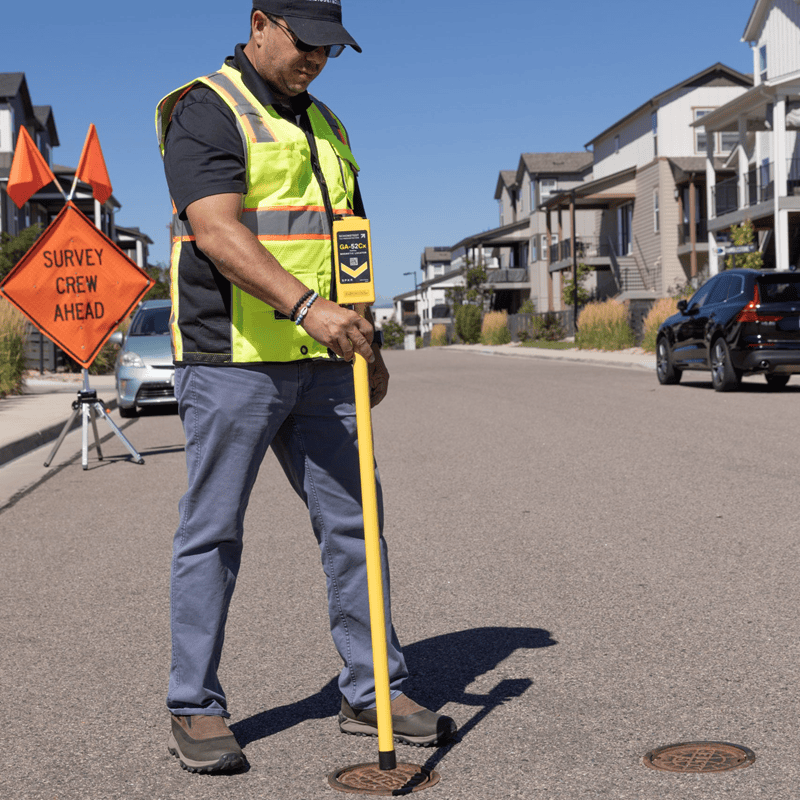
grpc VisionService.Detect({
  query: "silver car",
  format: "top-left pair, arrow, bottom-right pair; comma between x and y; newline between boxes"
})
111,299 -> 176,417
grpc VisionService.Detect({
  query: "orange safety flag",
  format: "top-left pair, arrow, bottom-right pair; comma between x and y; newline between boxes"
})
75,124 -> 113,205
7,126 -> 57,209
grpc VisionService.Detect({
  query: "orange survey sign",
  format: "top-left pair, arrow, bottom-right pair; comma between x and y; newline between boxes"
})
0,202 -> 154,367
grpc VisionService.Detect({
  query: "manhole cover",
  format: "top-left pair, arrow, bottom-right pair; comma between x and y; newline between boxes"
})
643,741 -> 755,773
328,762 -> 440,794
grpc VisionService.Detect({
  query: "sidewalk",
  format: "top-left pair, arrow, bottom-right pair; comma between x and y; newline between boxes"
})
0,373 -> 118,468
0,345 -> 655,472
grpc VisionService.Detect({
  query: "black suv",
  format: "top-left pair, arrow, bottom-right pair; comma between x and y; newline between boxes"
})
656,269 -> 800,391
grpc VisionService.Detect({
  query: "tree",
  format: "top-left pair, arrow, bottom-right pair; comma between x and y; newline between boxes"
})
143,262 -> 171,301
724,219 -> 763,270
562,262 -> 592,310
0,223 -> 43,281
445,259 -> 490,311
381,319 -> 405,348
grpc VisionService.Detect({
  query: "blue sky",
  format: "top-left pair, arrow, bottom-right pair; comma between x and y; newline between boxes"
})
4,0 -> 757,303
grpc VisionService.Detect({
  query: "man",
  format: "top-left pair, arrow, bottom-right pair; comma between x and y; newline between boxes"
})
156,0 -> 456,774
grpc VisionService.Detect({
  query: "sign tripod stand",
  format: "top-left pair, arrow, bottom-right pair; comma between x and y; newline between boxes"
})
44,369 -> 144,470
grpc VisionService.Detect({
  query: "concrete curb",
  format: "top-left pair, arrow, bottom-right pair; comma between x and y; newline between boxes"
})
0,398 -> 118,468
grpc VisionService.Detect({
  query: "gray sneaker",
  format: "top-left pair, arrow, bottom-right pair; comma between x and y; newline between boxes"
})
168,714 -> 244,773
338,694 -> 457,747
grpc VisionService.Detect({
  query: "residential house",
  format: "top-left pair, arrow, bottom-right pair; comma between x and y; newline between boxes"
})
543,63 -> 752,314
0,73 -> 59,236
695,0 -> 800,273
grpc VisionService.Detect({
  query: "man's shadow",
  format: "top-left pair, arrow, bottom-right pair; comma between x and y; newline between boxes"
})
231,625 -> 556,760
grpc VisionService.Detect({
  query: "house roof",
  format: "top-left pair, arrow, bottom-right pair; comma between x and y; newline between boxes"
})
743,0 -> 770,42
584,63 -> 753,148
33,105 -> 59,146
0,72 -> 26,99
668,157 -> 735,178
541,165 -> 638,211
115,224 -> 154,244
519,152 -> 593,175
450,217 -> 530,251
0,72 -> 34,120
494,170 -> 518,199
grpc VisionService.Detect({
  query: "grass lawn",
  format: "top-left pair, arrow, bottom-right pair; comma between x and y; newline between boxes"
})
519,340 -> 578,350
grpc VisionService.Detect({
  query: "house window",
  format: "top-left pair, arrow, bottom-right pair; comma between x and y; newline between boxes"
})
719,131 -> 738,153
614,134 -> 620,154
694,108 -> 714,154
653,190 -> 660,233
540,178 -> 557,200
760,45 -> 767,83
651,111 -> 658,157
531,236 -> 539,262
530,179 -> 536,211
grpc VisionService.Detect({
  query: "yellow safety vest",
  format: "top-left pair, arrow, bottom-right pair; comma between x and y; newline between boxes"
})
156,63 -> 359,363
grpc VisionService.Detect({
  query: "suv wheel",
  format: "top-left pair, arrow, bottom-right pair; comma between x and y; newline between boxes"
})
710,338 -> 740,392
656,337 -> 682,385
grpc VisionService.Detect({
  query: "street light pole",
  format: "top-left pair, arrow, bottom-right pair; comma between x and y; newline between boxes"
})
403,270 -> 419,321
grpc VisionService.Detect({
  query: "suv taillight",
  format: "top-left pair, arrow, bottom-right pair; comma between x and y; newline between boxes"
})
735,282 -> 783,323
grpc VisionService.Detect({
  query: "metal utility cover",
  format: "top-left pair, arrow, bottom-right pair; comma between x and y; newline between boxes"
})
643,741 -> 756,773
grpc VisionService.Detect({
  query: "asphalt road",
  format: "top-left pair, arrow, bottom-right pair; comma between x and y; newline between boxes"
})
2,349 -> 800,799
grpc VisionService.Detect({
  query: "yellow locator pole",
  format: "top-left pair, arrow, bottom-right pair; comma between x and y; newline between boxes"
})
353,351 -> 397,771
333,214 -> 396,771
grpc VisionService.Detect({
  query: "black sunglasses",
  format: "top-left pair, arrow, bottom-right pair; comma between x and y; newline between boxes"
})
272,19 -> 346,58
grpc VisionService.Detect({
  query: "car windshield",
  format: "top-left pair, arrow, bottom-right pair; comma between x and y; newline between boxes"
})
129,306 -> 171,336
757,274 -> 800,303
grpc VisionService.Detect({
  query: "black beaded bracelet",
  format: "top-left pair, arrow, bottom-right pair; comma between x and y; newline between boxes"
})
290,289 -> 314,322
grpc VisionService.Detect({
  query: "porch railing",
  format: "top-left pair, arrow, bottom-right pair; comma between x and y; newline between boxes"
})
548,236 -> 613,263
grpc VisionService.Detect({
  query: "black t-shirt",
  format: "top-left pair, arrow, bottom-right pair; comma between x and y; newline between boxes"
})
163,44 -> 364,220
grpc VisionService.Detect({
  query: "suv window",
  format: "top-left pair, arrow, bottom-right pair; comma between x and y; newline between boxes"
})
725,275 -> 745,300
707,275 -> 733,304
687,281 -> 714,311
758,274 -> 800,303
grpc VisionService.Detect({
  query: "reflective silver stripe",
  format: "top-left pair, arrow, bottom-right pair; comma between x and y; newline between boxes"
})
204,71 -> 277,144
240,208 -> 329,238
172,214 -> 194,239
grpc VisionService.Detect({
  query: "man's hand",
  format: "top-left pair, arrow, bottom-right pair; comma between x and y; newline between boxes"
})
300,298 -> 375,363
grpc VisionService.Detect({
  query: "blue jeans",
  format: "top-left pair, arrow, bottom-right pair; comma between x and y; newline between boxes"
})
167,362 -> 408,717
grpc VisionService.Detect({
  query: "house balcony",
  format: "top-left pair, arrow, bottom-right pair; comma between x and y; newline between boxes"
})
709,159 -> 800,231
483,268 -> 529,289
548,236 -> 613,270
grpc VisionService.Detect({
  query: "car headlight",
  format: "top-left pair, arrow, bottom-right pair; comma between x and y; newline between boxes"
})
120,351 -> 145,368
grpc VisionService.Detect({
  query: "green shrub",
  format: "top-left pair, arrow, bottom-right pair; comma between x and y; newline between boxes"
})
530,312 -> 565,342
430,323 -> 448,347
415,336 -> 424,349
0,299 -> 28,397
480,311 -> 512,345
575,300 -> 635,351
455,304 -> 482,344
381,319 -> 405,348
641,297 -> 679,353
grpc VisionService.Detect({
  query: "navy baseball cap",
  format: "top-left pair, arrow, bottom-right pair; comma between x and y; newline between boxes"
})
252,0 -> 362,53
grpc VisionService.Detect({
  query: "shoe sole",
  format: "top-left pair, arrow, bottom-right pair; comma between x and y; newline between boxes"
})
338,716 -> 451,747
168,733 -> 244,773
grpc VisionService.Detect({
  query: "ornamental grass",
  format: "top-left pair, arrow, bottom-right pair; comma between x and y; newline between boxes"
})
430,323 -> 448,347
0,298 -> 28,397
480,310 -> 511,345
641,297 -> 679,353
575,300 -> 635,351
